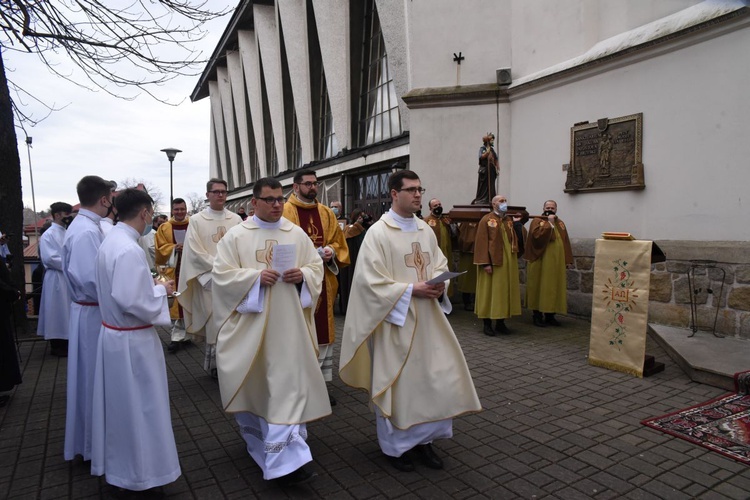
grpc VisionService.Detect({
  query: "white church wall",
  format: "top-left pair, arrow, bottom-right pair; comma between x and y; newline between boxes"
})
510,0 -> 704,80
509,25 -> 750,242
406,0 -> 512,89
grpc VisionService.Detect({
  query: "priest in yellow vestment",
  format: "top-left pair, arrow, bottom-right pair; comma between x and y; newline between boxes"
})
474,195 -> 525,336
524,200 -> 573,327
177,179 -> 241,376
155,198 -> 190,352
283,170 -> 349,398
340,171 -> 481,473
213,178 -> 328,485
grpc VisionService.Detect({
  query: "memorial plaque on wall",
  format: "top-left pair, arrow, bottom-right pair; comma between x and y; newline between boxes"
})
565,113 -> 644,193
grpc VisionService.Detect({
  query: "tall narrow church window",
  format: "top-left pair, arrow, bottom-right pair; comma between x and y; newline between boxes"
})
319,73 -> 338,159
280,19 -> 302,171
357,0 -> 401,146
259,58 -> 278,176
308,1 -> 338,160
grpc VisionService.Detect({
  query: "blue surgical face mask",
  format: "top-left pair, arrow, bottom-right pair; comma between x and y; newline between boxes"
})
332,207 -> 340,216
141,222 -> 152,237
497,202 -> 508,213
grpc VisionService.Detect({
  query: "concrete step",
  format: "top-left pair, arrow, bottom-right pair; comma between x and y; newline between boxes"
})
648,324 -> 750,391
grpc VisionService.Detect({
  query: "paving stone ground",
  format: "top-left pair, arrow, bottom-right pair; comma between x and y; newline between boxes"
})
2,309 -> 749,499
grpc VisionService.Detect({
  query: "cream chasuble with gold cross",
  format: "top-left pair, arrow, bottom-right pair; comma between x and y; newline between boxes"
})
339,211 -> 481,430
212,217 -> 330,423
177,208 -> 241,343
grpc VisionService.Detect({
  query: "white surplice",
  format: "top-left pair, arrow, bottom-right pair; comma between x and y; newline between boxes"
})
37,223 -> 71,340
91,223 -> 179,491
137,228 -> 156,270
62,208 -> 104,461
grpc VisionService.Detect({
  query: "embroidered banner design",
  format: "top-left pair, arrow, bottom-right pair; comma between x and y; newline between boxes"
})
589,239 -> 652,377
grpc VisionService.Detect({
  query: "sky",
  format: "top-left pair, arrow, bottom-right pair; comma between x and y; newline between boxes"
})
4,2 -> 237,215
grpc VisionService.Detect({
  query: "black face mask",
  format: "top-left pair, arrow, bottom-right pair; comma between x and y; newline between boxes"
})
62,216 -> 74,227
542,210 -> 556,216
432,206 -> 443,217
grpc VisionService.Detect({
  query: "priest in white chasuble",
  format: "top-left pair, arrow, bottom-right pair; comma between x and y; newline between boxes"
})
177,179 -> 241,376
213,177 -> 329,486
91,189 -> 180,493
283,170 -> 349,398
339,170 -> 481,474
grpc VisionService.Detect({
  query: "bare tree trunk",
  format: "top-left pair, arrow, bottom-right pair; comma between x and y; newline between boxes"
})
0,49 -> 30,327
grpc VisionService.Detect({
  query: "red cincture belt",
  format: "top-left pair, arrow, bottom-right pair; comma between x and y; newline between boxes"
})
74,301 -> 99,306
102,322 -> 153,331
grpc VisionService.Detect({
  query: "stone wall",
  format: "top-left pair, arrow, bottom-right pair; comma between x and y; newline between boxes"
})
557,239 -> 750,340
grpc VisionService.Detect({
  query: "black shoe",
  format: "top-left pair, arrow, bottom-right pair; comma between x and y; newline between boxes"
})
413,444 -> 444,470
167,341 -> 180,353
545,314 -> 561,326
533,315 -> 547,328
276,465 -> 316,486
386,453 -> 415,472
329,392 -> 337,406
495,320 -> 510,335
482,319 -> 496,337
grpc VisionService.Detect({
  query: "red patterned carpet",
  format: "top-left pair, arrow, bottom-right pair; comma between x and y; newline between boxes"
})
642,371 -> 750,466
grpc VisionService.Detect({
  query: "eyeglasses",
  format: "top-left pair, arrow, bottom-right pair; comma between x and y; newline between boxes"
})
208,190 -> 228,195
299,181 -> 319,188
258,197 -> 285,206
397,187 -> 426,195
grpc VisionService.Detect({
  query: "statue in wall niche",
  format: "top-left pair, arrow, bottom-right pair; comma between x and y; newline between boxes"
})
473,132 -> 499,204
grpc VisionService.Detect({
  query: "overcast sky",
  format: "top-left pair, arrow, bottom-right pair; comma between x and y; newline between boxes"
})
5,2 -> 236,215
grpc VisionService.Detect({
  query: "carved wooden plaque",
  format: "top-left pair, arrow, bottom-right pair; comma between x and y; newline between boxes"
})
565,113 -> 644,193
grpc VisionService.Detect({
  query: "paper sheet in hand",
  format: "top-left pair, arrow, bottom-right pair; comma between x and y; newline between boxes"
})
426,271 -> 466,285
271,244 -> 296,272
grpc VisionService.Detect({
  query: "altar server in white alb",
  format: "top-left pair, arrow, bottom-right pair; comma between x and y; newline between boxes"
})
37,201 -> 74,357
339,170 -> 482,473
62,175 -> 113,461
213,177 -> 329,485
91,188 -> 180,492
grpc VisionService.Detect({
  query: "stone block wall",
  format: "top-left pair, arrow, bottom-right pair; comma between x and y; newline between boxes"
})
560,239 -> 750,340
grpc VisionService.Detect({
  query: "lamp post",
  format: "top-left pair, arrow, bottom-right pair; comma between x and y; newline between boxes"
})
160,148 -> 182,205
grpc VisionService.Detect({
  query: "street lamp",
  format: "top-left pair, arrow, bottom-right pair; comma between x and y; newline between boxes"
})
160,148 -> 182,205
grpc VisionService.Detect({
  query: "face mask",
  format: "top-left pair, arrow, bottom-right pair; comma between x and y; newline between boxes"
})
62,216 -> 74,227
542,210 -> 556,216
497,202 -> 508,213
332,207 -> 340,216
141,213 -> 152,236
432,206 -> 443,217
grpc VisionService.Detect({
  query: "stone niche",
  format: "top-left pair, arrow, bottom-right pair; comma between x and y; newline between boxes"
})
565,113 -> 644,194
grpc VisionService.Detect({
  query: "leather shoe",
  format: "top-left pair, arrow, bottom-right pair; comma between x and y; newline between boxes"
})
167,341 -> 180,353
329,392 -> 337,406
386,453 -> 415,472
482,319 -> 496,336
495,320 -> 510,335
533,316 -> 547,328
276,465 -> 316,486
545,315 -> 561,326
414,444 -> 444,470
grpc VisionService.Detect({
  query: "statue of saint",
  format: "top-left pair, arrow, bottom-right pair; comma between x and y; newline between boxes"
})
473,133 -> 499,204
